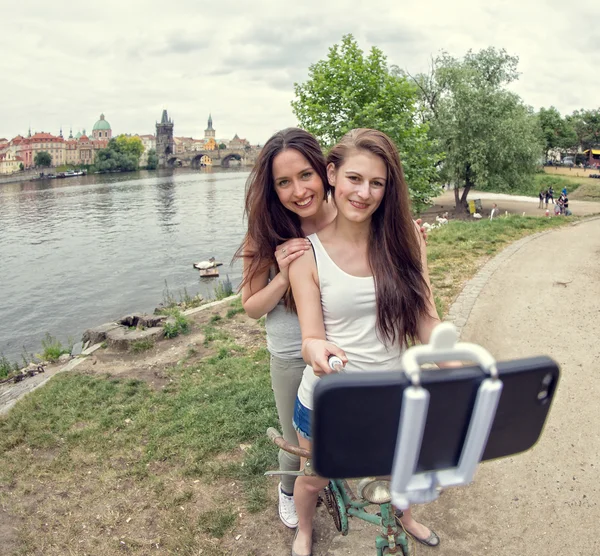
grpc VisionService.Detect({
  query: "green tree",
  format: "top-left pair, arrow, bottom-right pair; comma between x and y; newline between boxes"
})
566,109 -> 600,151
412,48 -> 543,211
146,148 -> 158,170
19,162 -> 24,171
292,34 -> 441,212
537,107 -> 577,159
34,151 -> 52,167
219,143 -> 227,149
112,135 -> 144,159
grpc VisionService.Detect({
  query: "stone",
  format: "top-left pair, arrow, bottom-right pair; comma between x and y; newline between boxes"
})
118,313 -> 145,327
82,322 -> 121,345
58,353 -> 71,363
105,326 -> 164,350
139,314 -> 167,328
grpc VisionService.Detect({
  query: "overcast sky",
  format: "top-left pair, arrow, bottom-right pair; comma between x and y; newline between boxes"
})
2,0 -> 598,144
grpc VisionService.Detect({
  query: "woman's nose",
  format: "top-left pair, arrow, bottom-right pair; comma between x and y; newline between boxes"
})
355,180 -> 371,198
292,180 -> 306,197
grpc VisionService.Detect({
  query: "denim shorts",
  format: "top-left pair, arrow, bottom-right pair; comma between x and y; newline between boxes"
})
292,397 -> 312,441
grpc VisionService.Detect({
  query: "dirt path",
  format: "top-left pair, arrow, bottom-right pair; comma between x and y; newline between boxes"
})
421,189 -> 600,222
327,218 -> 600,555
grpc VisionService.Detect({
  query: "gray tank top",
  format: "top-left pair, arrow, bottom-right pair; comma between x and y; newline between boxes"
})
265,266 -> 302,359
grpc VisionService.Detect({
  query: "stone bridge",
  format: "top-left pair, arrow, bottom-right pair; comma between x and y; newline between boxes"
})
166,147 -> 259,169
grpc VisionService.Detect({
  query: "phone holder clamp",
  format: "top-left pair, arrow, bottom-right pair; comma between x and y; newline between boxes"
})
390,322 -> 503,509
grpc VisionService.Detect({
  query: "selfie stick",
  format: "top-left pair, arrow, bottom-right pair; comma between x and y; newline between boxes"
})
390,322 -> 503,509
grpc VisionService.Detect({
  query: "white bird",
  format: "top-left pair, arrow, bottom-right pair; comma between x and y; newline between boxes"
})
435,216 -> 448,225
193,257 -> 223,270
472,213 -> 482,219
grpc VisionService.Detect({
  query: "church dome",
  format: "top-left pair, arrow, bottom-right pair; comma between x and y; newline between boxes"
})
92,114 -> 111,131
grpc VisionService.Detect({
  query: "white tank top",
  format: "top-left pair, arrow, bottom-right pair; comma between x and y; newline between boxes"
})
296,233 -> 404,410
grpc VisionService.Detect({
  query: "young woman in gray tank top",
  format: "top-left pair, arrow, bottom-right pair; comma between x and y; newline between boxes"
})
289,129 -> 441,556
235,128 -> 427,533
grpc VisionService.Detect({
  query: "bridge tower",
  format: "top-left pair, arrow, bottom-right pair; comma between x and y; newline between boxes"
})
156,109 -> 174,168
204,114 -> 215,140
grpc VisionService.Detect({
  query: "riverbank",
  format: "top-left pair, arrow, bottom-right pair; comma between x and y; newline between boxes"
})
0,169 -> 41,184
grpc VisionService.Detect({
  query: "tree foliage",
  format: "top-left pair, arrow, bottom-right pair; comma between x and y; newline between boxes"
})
292,34 -> 441,212
412,48 -> 543,210
91,135 -> 143,173
34,151 -> 52,167
146,148 -> 158,170
565,109 -> 600,151
537,107 -> 577,158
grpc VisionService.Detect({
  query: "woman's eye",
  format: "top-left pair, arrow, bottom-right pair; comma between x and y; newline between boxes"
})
277,180 -> 289,187
372,181 -> 384,187
348,175 -> 359,181
301,172 -> 313,179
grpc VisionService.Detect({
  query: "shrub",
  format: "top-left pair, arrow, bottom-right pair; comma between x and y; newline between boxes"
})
162,309 -> 191,339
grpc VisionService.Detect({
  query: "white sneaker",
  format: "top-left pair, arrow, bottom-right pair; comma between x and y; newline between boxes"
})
278,483 -> 298,528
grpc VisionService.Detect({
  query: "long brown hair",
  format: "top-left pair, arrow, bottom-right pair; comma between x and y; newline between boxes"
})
235,128 -> 329,305
327,128 -> 431,347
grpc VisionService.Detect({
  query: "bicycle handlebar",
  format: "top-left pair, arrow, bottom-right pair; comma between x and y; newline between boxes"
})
266,427 -> 311,459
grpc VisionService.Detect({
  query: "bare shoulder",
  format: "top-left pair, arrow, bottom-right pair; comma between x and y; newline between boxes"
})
289,241 -> 316,276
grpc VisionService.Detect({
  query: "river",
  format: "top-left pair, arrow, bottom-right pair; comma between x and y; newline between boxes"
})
0,168 -> 249,363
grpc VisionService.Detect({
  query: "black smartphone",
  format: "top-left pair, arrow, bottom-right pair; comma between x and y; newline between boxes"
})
311,356 -> 559,478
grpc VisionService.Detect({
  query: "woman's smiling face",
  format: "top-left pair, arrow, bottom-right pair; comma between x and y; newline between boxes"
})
272,149 -> 325,217
328,149 -> 386,224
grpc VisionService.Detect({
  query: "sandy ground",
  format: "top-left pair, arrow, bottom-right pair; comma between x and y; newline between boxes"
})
421,189 -> 600,222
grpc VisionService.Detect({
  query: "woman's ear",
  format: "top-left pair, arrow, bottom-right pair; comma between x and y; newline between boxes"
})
326,163 -> 337,186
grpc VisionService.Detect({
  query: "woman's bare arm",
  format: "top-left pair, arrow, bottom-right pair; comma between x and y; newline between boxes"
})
289,249 -> 347,375
241,237 -> 311,319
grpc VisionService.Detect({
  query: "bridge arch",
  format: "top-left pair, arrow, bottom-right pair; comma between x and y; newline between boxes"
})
222,153 -> 242,168
191,154 -> 213,168
167,157 -> 182,167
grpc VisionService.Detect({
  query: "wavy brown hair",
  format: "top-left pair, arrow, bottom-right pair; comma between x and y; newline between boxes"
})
327,128 -> 431,347
235,128 -> 329,307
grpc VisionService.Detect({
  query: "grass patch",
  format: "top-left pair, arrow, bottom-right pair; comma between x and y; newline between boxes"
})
213,275 -> 234,300
162,308 -> 191,339
197,509 -> 236,538
427,214 -> 572,316
0,353 -> 20,379
37,332 -> 72,362
160,280 -> 205,311
0,326 -> 277,553
130,338 -> 155,353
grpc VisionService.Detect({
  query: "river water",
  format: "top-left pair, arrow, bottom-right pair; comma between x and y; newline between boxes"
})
0,169 -> 249,362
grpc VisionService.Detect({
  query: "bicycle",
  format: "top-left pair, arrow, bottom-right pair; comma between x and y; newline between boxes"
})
265,427 -> 411,556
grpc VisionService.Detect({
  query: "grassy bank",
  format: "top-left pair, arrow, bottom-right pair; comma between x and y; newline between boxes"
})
0,215 -> 579,554
0,298 -> 278,555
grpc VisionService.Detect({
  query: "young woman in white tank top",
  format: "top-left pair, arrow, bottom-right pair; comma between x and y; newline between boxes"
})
288,129 -> 441,556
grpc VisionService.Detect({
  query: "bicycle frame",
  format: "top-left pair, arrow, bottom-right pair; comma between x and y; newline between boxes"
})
328,479 -> 410,556
265,428 -> 410,555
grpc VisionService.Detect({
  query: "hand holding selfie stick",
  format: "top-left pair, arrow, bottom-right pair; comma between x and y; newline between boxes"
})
390,322 -> 503,510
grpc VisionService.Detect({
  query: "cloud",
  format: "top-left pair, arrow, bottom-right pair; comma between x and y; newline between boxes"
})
2,0 -> 600,143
